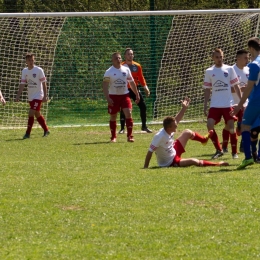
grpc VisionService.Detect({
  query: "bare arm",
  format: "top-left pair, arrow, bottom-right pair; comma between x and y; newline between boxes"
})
42,82 -> 48,102
175,97 -> 190,124
233,84 -> 242,100
102,81 -> 113,106
0,90 -> 6,105
237,80 -> 254,109
144,150 -> 153,168
203,88 -> 211,116
15,84 -> 25,101
129,81 -> 140,104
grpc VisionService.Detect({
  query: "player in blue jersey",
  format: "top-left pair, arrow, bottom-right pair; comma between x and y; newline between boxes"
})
231,37 -> 260,169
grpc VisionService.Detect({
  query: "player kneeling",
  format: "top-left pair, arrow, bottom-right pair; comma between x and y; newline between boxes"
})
144,98 -> 229,168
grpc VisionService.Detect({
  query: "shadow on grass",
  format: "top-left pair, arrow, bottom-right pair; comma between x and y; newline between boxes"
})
73,141 -> 115,145
5,138 -> 25,142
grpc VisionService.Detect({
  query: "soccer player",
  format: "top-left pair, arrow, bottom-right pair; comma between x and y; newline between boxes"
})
231,37 -> 260,169
203,48 -> 242,159
144,97 -> 229,168
15,53 -> 49,139
222,49 -> 250,153
103,52 -> 140,143
118,48 -> 152,134
0,90 -> 6,105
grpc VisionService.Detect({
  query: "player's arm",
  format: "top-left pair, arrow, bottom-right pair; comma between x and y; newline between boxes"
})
203,88 -> 211,116
15,83 -> 25,102
42,82 -> 48,102
102,79 -> 113,106
0,90 -> 6,105
175,97 -> 190,124
138,64 -> 150,97
233,84 -> 242,100
144,150 -> 153,168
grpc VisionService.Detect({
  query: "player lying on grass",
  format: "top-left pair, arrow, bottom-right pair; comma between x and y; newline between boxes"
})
144,98 -> 229,168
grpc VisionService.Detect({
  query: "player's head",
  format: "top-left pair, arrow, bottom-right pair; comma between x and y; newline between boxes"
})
25,53 -> 35,67
236,49 -> 250,67
247,37 -> 260,54
111,52 -> 122,67
163,116 -> 177,133
212,48 -> 224,67
124,48 -> 134,62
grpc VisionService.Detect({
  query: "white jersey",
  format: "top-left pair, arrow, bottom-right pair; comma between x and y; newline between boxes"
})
20,66 -> 46,101
232,64 -> 249,106
203,64 -> 239,108
148,128 -> 176,167
103,65 -> 134,95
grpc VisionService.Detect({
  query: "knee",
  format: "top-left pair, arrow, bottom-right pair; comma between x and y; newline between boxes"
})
183,129 -> 193,138
251,131 -> 259,140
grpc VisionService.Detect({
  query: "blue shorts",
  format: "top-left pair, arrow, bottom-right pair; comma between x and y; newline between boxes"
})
242,102 -> 260,126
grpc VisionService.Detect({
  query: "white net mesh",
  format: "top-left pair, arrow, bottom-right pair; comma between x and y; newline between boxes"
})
0,17 -> 65,128
154,13 -> 260,122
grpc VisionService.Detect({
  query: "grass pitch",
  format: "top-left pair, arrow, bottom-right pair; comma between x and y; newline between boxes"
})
1,123 -> 260,259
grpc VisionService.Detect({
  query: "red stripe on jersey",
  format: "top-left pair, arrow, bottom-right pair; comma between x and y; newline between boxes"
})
230,78 -> 238,84
21,79 -> 27,83
40,77 -> 46,82
204,82 -> 212,87
150,144 -> 157,151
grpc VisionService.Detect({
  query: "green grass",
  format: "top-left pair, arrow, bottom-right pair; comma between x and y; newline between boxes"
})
1,123 -> 260,259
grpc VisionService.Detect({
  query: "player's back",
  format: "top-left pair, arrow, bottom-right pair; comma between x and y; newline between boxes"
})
248,55 -> 260,103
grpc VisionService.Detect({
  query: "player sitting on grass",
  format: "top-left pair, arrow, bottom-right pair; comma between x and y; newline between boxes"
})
143,98 -> 229,168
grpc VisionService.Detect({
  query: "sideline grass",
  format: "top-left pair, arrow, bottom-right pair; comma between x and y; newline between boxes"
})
1,123 -> 260,259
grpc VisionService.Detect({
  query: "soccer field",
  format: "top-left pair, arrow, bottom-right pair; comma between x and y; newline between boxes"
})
1,123 -> 260,259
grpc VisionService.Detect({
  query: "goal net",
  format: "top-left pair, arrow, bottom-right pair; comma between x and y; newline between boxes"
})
0,11 -> 259,128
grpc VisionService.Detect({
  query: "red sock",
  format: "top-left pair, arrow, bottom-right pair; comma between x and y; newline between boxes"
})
26,116 -> 34,134
126,118 -> 133,137
210,129 -> 222,151
230,133 -> 238,154
222,129 -> 230,149
37,115 -> 48,132
200,160 -> 221,166
192,132 -> 207,143
109,120 -> 117,139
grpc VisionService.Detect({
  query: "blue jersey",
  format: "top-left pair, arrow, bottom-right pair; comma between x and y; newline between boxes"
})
248,55 -> 260,103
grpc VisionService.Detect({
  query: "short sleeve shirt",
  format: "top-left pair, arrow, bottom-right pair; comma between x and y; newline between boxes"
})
103,65 -> 134,95
20,66 -> 46,101
203,64 -> 239,108
149,128 -> 176,167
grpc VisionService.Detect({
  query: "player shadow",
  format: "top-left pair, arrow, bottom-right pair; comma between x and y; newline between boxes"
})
73,141 -> 116,145
5,138 -> 26,142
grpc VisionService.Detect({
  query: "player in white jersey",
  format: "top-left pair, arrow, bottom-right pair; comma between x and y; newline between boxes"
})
103,52 -> 140,142
203,48 -> 242,159
222,50 -> 250,153
144,98 -> 229,168
15,53 -> 49,139
0,90 -> 6,105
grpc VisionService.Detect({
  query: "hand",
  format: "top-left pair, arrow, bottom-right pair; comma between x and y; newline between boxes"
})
15,97 -> 19,102
107,97 -> 114,106
0,97 -> 6,105
135,95 -> 140,104
204,106 -> 208,117
230,105 -> 240,117
181,97 -> 190,108
42,96 -> 48,102
144,86 -> 150,97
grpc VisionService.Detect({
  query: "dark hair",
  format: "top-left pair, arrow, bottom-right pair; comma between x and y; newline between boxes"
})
236,49 -> 249,56
212,48 -> 223,57
124,47 -> 133,55
248,37 -> 260,51
163,116 -> 175,130
25,53 -> 35,59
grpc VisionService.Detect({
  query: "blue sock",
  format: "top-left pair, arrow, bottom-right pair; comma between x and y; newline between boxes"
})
251,140 -> 258,153
242,131 -> 252,159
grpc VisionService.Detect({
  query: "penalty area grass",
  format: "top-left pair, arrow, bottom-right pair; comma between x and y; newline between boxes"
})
0,123 -> 260,259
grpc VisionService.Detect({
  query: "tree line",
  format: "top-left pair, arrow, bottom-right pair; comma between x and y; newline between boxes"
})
0,0 -> 259,13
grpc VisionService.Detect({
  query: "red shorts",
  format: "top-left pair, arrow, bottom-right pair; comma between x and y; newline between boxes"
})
208,107 -> 235,125
29,99 -> 42,111
108,94 -> 132,115
170,140 -> 186,167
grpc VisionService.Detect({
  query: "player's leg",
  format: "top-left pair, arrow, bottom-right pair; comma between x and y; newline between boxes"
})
178,129 -> 213,146
34,102 -> 49,137
121,94 -> 134,142
207,109 -> 223,159
250,126 -> 259,161
119,109 -> 125,134
179,158 -> 229,167
109,113 -> 117,142
222,124 -> 230,153
108,95 -> 120,142
226,119 -> 238,159
24,105 -> 36,139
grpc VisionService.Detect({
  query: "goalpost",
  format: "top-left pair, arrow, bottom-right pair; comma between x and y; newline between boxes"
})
0,10 -> 260,128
